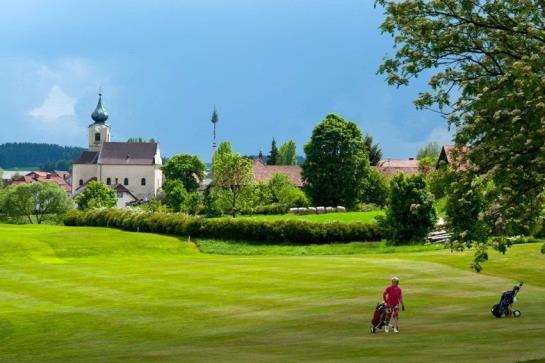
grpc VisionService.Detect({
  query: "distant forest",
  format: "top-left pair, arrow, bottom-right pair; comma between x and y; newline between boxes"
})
0,143 -> 84,171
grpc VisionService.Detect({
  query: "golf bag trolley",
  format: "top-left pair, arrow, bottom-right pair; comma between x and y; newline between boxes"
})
491,282 -> 523,318
369,302 -> 387,333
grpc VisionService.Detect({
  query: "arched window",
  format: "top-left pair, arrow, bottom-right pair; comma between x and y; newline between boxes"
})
106,177 -> 111,185
79,179 -> 83,186
95,133 -> 101,142
124,178 -> 129,186
141,178 -> 146,186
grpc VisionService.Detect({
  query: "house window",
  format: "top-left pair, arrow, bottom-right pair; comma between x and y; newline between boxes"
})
95,133 -> 101,142
117,192 -> 123,198
124,178 -> 129,186
106,178 -> 111,185
141,178 -> 146,186
79,179 -> 83,186
115,177 -> 118,184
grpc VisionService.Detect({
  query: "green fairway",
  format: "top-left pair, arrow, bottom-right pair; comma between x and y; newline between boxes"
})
215,210 -> 384,223
0,224 -> 544,362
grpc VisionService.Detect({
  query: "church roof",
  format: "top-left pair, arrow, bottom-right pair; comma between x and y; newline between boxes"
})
74,151 -> 100,164
98,142 -> 158,165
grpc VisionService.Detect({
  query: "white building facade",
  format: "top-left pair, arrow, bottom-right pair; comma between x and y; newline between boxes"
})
72,93 -> 164,206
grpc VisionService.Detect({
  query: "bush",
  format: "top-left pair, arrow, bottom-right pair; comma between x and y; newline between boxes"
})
361,168 -> 389,207
64,209 -> 383,245
254,203 -> 289,215
383,173 -> 436,244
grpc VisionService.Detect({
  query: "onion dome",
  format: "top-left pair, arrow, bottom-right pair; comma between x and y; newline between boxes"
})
91,92 -> 109,123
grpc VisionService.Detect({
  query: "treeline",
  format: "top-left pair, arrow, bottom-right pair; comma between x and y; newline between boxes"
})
0,143 -> 84,170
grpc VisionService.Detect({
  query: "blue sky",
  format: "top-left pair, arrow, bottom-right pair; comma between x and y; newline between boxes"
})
0,0 -> 452,162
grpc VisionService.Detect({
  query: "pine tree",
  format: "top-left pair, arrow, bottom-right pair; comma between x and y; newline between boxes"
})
267,138 -> 278,165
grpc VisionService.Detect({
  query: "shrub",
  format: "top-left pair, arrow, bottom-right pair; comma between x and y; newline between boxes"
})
64,209 -> 383,244
254,203 -> 289,215
384,173 -> 436,245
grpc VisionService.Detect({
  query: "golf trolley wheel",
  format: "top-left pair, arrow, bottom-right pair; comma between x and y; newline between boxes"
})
369,326 -> 376,334
513,310 -> 521,318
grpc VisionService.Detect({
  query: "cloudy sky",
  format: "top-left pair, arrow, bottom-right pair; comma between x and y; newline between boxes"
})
0,0 -> 452,161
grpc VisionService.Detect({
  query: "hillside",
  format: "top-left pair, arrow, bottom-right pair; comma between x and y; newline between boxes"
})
0,142 -> 84,171
0,223 -> 544,362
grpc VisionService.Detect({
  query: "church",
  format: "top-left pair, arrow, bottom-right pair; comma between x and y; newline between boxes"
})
72,93 -> 164,207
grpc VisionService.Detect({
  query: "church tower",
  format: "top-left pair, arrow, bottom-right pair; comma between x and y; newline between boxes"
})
88,92 -> 111,151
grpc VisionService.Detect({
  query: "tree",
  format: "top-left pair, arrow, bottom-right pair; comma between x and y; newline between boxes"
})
383,173 -> 436,245
75,181 -> 117,210
364,134 -> 383,166
417,156 -> 436,176
302,114 -> 371,208
361,168 -> 389,208
0,182 -> 73,224
267,138 -> 279,165
417,142 -> 441,161
267,173 -> 309,207
445,172 -> 490,272
277,140 -> 297,165
162,154 -> 206,193
212,142 -> 254,217
377,0 -> 545,264
163,179 -> 189,213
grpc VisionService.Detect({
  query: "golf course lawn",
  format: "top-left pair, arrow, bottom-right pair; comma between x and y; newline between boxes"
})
0,224 -> 544,362
215,210 -> 384,223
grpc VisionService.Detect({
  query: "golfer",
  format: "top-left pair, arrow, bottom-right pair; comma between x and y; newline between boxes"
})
383,276 -> 405,333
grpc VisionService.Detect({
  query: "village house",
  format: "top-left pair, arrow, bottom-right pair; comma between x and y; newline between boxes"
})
436,145 -> 470,170
375,158 -> 419,177
251,159 -> 303,187
72,93 -> 164,207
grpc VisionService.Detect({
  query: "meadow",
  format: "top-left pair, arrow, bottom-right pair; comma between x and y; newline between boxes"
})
0,223 -> 544,362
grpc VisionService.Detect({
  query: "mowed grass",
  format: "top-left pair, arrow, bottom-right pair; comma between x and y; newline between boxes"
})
216,210 -> 384,223
0,224 -> 544,362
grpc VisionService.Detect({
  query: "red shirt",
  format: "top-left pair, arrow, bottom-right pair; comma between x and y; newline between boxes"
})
384,285 -> 402,306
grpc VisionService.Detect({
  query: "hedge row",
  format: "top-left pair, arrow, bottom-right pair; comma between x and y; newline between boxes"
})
64,208 -> 383,245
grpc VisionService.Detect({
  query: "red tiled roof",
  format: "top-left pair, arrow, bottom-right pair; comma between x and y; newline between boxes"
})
251,160 -> 303,187
8,171 -> 72,192
376,159 -> 419,177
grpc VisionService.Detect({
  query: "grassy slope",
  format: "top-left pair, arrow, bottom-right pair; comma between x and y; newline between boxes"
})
0,224 -> 544,362
215,210 -> 384,223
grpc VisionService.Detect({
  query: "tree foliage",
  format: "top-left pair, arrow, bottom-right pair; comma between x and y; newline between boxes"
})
302,114 -> 371,208
267,138 -> 279,165
361,168 -> 389,207
75,181 -> 117,210
383,173 -> 436,244
377,0 -> 545,263
267,173 -> 309,207
364,134 -> 383,166
0,142 -> 83,169
277,140 -> 297,165
212,142 -> 254,217
0,182 -> 73,224
162,154 -> 206,193
417,141 -> 441,161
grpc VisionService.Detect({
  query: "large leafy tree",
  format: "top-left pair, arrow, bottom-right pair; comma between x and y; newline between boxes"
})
377,0 -> 545,261
162,154 -> 206,192
383,173 -> 437,245
0,182 -> 73,224
213,142 -> 254,217
75,181 -> 117,210
277,140 -> 297,165
302,114 -> 371,208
